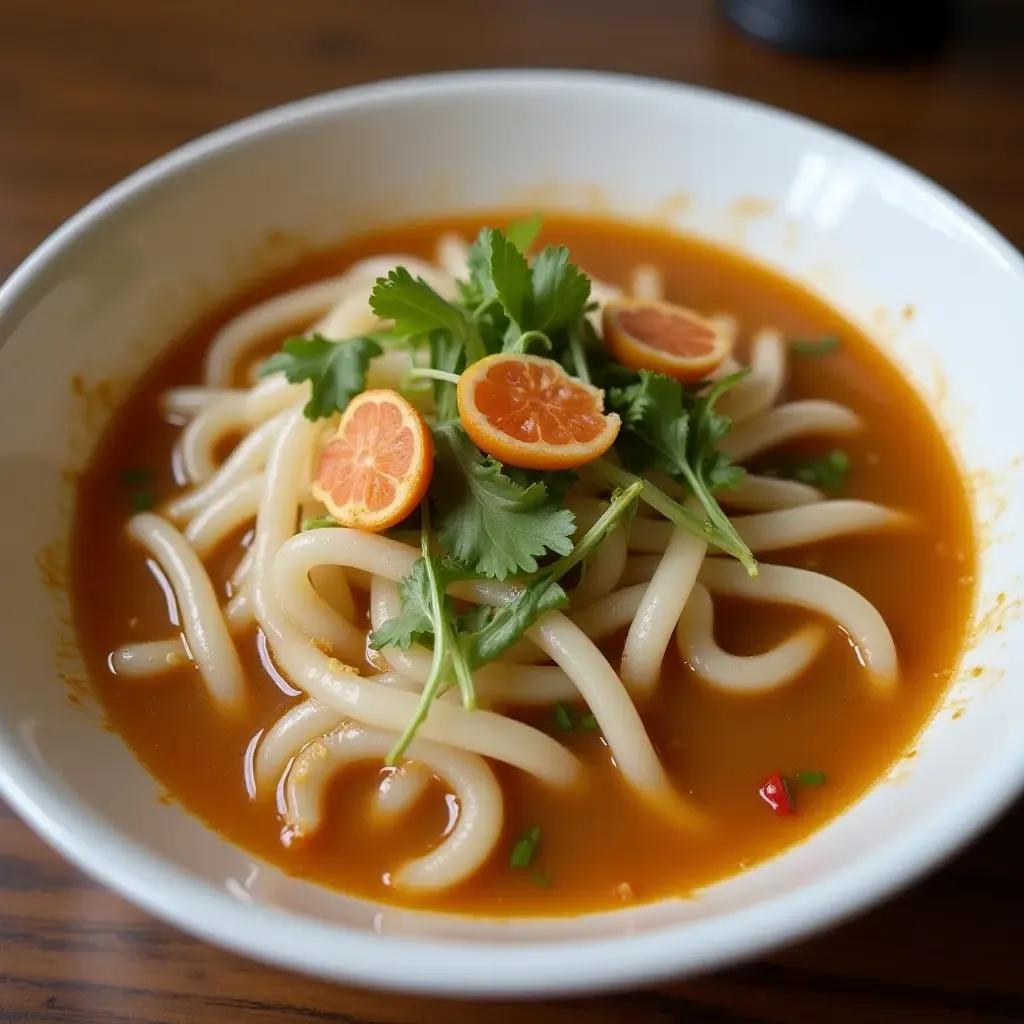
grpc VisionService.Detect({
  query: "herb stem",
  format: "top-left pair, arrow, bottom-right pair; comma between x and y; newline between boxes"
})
544,480 -> 642,584
591,459 -> 757,576
386,506 -> 452,764
568,325 -> 592,385
407,367 -> 462,386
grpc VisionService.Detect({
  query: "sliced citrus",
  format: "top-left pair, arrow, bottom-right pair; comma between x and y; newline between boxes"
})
603,297 -> 733,381
311,389 -> 433,531
457,353 -> 620,470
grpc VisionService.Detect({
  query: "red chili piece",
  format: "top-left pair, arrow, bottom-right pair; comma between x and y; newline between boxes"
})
759,771 -> 794,815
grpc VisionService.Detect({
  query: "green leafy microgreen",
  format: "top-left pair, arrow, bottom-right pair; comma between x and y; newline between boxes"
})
553,703 -> 574,731
529,245 -> 591,332
258,334 -> 382,420
606,371 -> 757,575
302,514 -> 340,531
790,334 -> 840,355
430,424 -> 576,580
510,826 -> 542,869
378,508 -> 477,764
503,212 -> 543,254
370,268 -> 486,364
796,771 -> 827,785
791,449 -> 851,493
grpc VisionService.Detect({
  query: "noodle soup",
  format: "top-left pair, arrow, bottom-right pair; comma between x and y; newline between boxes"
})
71,214 -> 974,916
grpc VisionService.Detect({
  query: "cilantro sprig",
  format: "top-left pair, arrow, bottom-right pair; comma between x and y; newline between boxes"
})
606,371 -> 758,575
258,334 -> 383,419
257,218 -> 762,752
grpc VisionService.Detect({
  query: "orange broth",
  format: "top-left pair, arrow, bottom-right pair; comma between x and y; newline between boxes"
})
70,214 -> 975,915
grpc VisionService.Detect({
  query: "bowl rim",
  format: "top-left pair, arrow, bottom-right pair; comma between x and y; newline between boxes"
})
2,68 -> 1024,999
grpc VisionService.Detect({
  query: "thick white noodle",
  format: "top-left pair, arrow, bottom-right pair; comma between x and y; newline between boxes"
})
255,684 -> 432,817
368,578 -> 578,705
435,233 -> 469,280
175,394 -> 250,485
677,583 -> 828,693
721,400 -> 863,463
262,539 -> 581,785
620,524 -> 707,696
634,501 -> 915,555
308,565 -> 358,625
716,328 -> 786,424
110,638 -> 189,678
161,387 -> 244,421
727,501 -> 916,554
568,584 -> 647,642
717,474 -> 824,511
699,560 -> 897,692
618,554 -> 663,588
310,290 -> 380,341
244,375 -> 310,425
629,263 -> 663,301
163,411 -> 288,523
256,696 -> 346,790
183,474 -> 265,559
204,256 -> 455,387
374,762 -> 433,821
572,524 -> 627,608
125,513 -> 246,711
526,611 -> 702,828
224,587 -> 253,631
285,722 -> 503,892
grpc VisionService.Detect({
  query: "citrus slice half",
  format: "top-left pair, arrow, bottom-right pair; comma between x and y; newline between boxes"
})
603,297 -> 733,381
457,353 -> 620,470
312,389 -> 433,531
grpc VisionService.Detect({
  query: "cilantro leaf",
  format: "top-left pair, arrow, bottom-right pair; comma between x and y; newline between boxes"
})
463,576 -> 569,667
609,370 -> 756,574
790,449 -> 851,492
504,212 -> 543,253
529,245 -> 591,331
430,424 -> 576,580
368,559 -> 437,651
371,268 -> 485,364
259,334 -> 381,420
429,329 -> 464,423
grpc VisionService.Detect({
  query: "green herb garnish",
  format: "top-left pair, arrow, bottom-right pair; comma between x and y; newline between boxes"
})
258,334 -> 382,419
796,771 -> 827,785
553,703 -> 574,731
430,424 -> 576,580
302,514 -> 340,531
791,449 -> 851,493
257,220 -> 760,755
510,826 -> 542,869
790,334 -> 840,355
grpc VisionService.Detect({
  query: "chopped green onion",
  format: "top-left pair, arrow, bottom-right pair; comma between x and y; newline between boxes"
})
796,771 -> 827,785
553,703 -> 573,732
531,871 -> 553,888
130,489 -> 156,513
302,514 -> 340,531
579,713 -> 600,732
790,334 -> 840,355
510,826 -> 542,869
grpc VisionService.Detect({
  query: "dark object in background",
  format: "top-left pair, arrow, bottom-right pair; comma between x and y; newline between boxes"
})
720,0 -> 953,59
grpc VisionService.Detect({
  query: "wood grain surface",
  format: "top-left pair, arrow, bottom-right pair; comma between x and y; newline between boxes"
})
2,1 -> 1024,1020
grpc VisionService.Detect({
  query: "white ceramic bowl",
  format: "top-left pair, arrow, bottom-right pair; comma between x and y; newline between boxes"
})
1,71 -> 1022,999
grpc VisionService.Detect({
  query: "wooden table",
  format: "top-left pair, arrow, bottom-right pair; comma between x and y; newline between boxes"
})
3,1 -> 1024,1020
